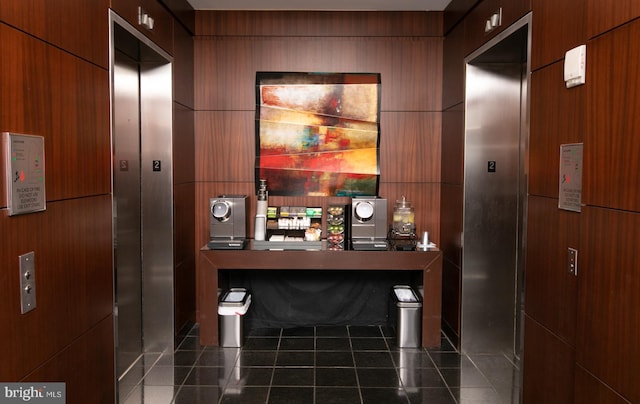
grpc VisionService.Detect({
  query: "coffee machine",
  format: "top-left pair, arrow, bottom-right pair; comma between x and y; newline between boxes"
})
208,195 -> 248,249
350,196 -> 389,250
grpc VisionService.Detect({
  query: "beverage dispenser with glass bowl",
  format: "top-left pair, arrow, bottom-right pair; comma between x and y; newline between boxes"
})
389,196 -> 417,250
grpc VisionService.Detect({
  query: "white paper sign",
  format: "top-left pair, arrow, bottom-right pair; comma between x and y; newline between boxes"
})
558,143 -> 583,212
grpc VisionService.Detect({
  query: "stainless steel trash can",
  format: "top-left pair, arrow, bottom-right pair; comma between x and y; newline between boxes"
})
218,288 -> 251,347
392,285 -> 422,348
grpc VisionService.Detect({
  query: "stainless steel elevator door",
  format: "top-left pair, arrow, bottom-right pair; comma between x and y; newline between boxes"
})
139,59 -> 174,355
113,51 -> 143,379
111,17 -> 174,392
462,61 -> 525,355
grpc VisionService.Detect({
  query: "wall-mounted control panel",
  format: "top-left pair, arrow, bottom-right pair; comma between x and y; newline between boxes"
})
3,132 -> 46,216
568,248 -> 578,277
19,251 -> 36,314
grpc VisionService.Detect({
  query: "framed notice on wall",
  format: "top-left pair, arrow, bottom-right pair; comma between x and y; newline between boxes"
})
3,132 -> 46,216
558,143 -> 583,212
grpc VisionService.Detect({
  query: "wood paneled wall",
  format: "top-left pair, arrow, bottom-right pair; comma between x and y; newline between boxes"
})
173,19 -> 196,336
440,17 -> 465,339
1,1 -> 196,401
527,2 -> 640,402
193,12 -> 444,282
443,0 -> 640,402
0,1 -> 114,401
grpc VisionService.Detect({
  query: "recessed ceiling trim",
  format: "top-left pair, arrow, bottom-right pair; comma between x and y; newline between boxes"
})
187,0 -> 452,11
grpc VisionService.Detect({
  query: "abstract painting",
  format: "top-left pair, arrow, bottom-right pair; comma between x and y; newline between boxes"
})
255,72 -> 381,196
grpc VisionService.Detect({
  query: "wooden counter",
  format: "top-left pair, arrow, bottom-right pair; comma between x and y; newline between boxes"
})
198,246 -> 442,347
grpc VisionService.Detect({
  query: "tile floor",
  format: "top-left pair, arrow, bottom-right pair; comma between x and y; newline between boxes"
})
119,325 -> 521,404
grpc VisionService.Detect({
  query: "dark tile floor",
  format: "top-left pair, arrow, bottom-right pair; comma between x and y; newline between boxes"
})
119,325 -> 521,404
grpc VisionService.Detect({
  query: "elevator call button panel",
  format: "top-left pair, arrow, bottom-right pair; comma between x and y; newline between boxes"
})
3,132 -> 46,216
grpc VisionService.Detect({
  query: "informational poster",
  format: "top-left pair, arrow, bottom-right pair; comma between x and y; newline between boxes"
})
3,133 -> 46,216
559,143 -> 583,212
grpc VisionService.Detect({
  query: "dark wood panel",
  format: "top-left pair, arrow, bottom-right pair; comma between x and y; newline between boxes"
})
46,46 -> 111,200
173,103 -> 195,185
576,207 -> 640,402
194,111 -> 255,183
441,104 -> 464,185
422,252 -> 443,348
0,25 -> 110,203
380,112 -> 441,183
0,1 -> 46,40
586,0 -> 640,39
46,0 -> 109,68
175,257 -> 196,342
441,258 -> 461,338
161,0 -> 195,34
444,0 -> 478,34
110,0 -> 174,55
175,181 -> 196,341
531,0 -> 586,70
440,184 -> 462,266
574,366 -> 632,404
524,196 -> 579,345
0,196 -> 113,381
175,183 -> 195,267
522,315 -> 575,404
196,11 -> 443,37
23,316 -> 115,403
0,0 -> 109,68
0,26 -> 46,207
195,36 -> 442,112
584,20 -> 640,212
173,22 -> 194,109
529,61 -> 585,198
464,0 -> 531,55
442,22 -> 465,109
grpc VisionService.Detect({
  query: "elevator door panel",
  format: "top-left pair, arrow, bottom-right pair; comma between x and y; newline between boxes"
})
463,63 -> 523,354
113,51 -> 142,378
139,60 -> 174,354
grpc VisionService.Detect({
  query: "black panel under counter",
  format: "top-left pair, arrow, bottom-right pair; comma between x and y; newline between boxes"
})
198,245 -> 442,348
227,268 -> 413,329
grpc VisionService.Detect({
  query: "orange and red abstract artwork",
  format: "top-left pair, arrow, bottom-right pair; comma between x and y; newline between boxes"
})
256,72 -> 381,196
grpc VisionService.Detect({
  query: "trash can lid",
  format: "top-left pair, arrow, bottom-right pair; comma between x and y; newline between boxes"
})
392,285 -> 422,307
219,289 -> 251,316
224,290 -> 247,303
219,288 -> 251,309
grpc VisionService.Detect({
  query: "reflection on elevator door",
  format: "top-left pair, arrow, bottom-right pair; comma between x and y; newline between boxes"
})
113,51 -> 142,379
